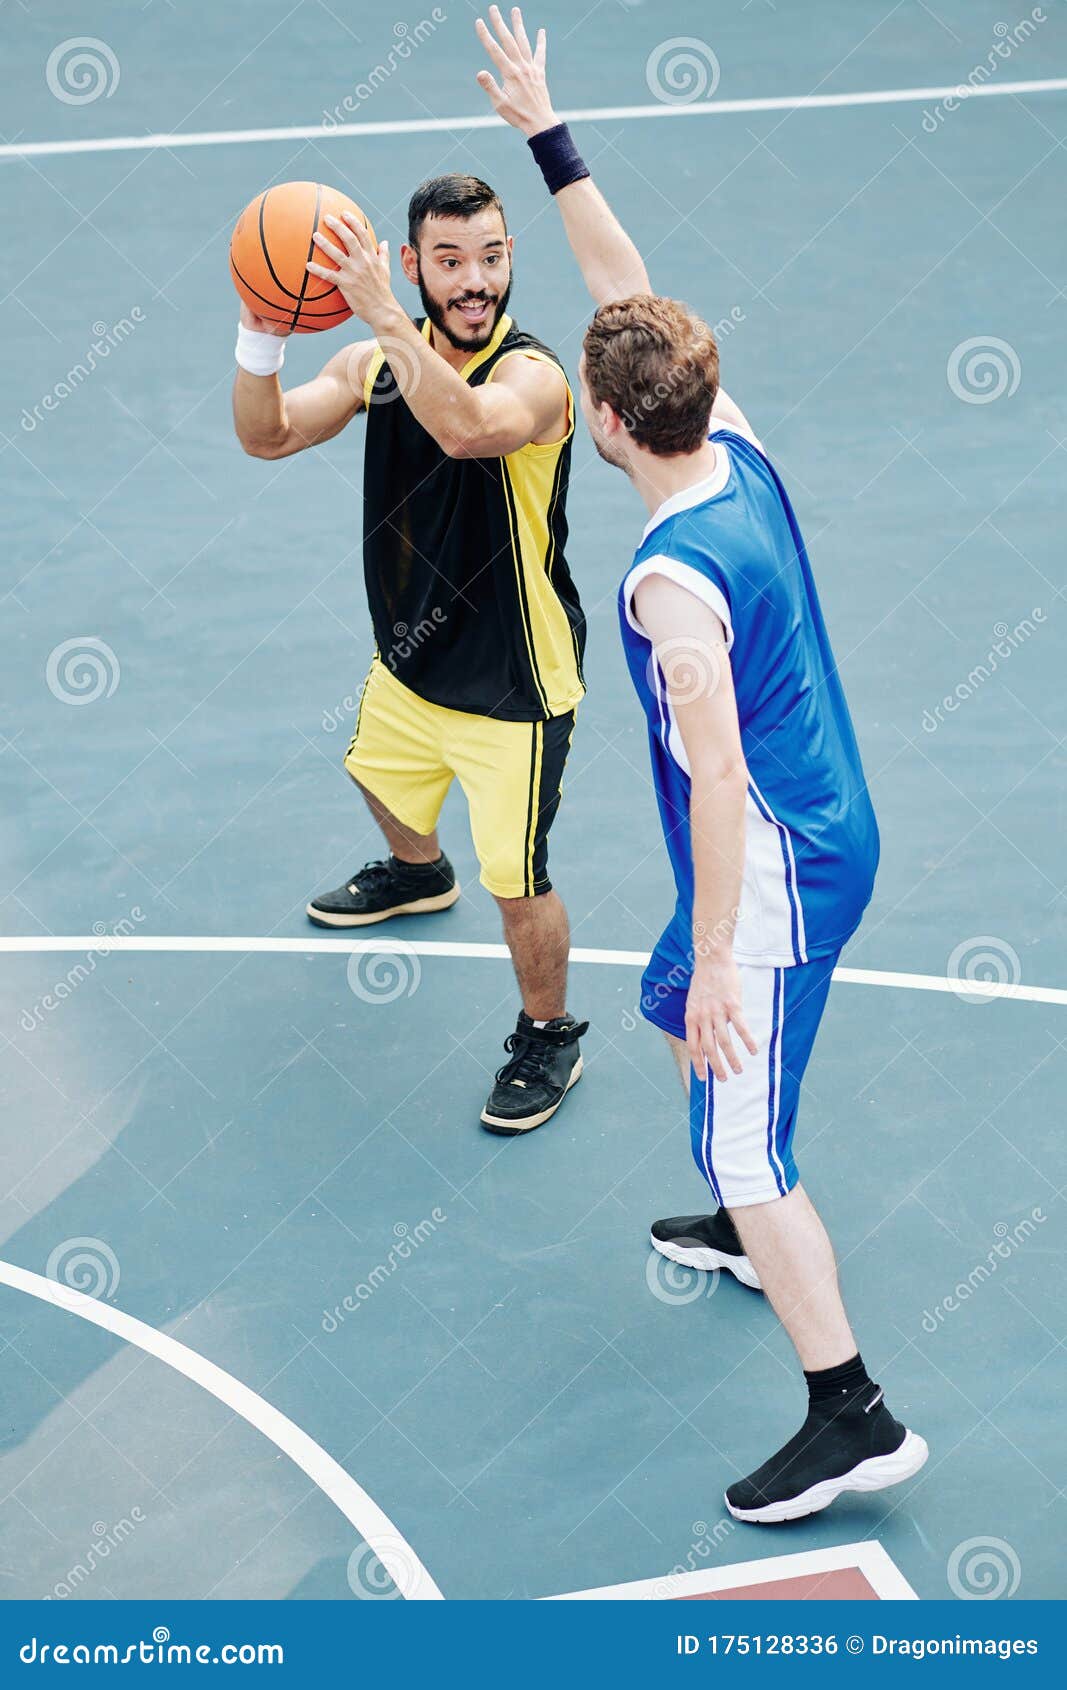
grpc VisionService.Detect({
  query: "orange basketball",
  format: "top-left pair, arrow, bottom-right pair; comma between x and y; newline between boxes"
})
229,181 -> 376,334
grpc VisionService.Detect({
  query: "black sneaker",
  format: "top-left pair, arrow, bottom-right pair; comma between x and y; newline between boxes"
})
480,1012 -> 588,1135
650,1211 -> 762,1291
306,853 -> 460,928
725,1385 -> 928,1524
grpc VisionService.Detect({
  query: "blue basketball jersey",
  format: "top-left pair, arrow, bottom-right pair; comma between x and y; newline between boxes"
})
619,424 -> 879,969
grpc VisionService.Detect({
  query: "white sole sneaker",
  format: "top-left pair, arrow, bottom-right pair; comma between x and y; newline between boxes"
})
725,1428 -> 930,1523
306,884 -> 461,927
650,1231 -> 763,1292
480,1056 -> 584,1135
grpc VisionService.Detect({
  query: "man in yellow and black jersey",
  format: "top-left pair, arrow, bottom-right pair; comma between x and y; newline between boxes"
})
233,174 -> 587,1134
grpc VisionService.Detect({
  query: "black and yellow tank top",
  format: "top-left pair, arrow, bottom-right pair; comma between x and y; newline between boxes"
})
361,313 -> 585,722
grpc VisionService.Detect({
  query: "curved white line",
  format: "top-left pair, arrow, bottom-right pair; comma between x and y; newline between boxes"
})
2,935 -> 1064,1006
0,1259 -> 444,1601
2,78 -> 1066,159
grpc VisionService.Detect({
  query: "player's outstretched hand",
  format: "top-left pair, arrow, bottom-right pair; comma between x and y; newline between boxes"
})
475,6 -> 558,137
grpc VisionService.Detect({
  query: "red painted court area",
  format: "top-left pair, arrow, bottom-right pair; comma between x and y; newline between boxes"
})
554,1543 -> 917,1601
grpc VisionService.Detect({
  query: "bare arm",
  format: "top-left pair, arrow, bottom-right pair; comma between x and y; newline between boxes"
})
475,7 -> 650,306
306,217 -> 569,459
632,572 -> 758,1082
232,304 -> 373,461
476,8 -> 759,438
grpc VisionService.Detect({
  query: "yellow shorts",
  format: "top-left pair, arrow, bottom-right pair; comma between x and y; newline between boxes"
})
343,659 -> 577,899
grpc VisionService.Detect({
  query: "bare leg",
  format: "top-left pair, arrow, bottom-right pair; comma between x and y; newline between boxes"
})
664,1030 -> 690,1096
494,891 -> 570,1021
665,1032 -> 854,1369
729,1188 -> 856,1371
352,778 -> 442,866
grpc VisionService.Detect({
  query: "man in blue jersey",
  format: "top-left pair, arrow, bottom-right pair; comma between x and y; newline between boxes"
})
476,7 -> 928,1523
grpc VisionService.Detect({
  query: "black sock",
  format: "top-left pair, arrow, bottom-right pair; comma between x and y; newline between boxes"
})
804,1352 -> 871,1405
391,852 -> 443,874
714,1207 -> 743,1252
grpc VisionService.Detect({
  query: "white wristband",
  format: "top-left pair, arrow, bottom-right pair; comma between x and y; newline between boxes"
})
235,321 -> 286,376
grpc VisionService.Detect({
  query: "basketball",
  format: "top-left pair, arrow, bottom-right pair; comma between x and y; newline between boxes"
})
229,181 -> 376,334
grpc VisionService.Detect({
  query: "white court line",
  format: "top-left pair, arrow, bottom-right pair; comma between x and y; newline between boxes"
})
3,78 -> 1067,160
549,1539 -> 919,1599
0,1258 -> 445,1601
2,934 -> 1065,1006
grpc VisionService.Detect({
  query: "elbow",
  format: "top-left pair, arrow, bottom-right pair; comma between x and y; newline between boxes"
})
439,433 -> 497,460
691,754 -> 748,794
239,433 -> 288,461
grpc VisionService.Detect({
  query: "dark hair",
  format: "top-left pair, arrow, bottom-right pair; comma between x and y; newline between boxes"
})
583,295 -> 719,456
407,174 -> 506,247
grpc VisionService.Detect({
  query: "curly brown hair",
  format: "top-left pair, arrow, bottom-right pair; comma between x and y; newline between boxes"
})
582,296 -> 719,456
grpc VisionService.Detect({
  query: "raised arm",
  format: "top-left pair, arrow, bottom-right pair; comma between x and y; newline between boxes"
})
475,8 -> 757,437
232,303 -> 374,460
475,6 -> 650,306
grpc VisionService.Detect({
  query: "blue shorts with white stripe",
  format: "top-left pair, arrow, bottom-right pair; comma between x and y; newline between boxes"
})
642,949 -> 840,1209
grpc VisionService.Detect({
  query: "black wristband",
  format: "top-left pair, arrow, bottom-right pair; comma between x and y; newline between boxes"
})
527,122 -> 590,195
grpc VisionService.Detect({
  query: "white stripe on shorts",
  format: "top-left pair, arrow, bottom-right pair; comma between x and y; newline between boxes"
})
698,964 -> 787,1207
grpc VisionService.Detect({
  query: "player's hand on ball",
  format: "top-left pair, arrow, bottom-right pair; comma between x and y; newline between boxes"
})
307,214 -> 394,326
475,6 -> 557,137
239,301 -> 290,337
686,956 -> 759,1084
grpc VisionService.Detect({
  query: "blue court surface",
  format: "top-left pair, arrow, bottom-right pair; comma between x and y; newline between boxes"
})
2,0 -> 1066,1610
